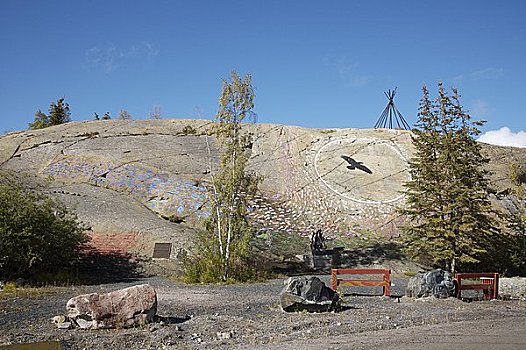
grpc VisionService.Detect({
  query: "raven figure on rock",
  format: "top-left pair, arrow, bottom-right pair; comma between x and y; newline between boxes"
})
340,155 -> 373,174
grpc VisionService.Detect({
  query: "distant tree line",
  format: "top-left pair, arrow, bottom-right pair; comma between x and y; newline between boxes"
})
28,100 -> 165,129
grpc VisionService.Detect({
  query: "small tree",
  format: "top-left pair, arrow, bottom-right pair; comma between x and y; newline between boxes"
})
28,110 -> 50,130
118,109 -> 133,120
150,105 -> 162,119
401,83 -> 497,274
102,112 -> 111,120
93,112 -> 100,121
184,71 -> 259,282
0,174 -> 89,279
48,98 -> 71,126
29,98 -> 71,130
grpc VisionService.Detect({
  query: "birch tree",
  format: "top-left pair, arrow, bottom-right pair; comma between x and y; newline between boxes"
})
184,71 -> 259,282
150,105 -> 162,119
117,109 -> 133,120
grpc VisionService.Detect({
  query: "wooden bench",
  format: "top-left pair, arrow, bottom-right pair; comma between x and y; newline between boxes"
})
455,272 -> 499,300
331,268 -> 391,296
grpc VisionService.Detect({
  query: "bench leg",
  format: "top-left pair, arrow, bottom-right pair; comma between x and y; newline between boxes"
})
331,269 -> 338,291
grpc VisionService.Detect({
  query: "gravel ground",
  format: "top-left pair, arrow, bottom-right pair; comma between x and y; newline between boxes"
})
1,275 -> 526,350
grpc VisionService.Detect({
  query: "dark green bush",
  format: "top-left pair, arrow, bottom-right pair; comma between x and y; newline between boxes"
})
0,179 -> 89,280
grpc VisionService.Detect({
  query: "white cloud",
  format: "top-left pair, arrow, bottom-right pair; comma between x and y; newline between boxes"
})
84,42 -> 159,73
85,46 -> 119,72
470,99 -> 494,118
323,55 -> 372,88
477,127 -> 526,148
470,67 -> 504,80
452,74 -> 464,83
451,68 -> 504,83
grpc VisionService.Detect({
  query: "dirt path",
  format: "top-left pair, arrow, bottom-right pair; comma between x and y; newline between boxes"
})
245,317 -> 526,350
1,276 -> 525,349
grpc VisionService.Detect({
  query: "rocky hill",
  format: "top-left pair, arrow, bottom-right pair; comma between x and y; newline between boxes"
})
0,120 -> 524,262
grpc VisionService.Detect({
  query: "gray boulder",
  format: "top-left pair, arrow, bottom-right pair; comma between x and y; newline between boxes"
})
499,277 -> 526,299
406,269 -> 455,298
280,276 -> 341,312
66,284 -> 157,329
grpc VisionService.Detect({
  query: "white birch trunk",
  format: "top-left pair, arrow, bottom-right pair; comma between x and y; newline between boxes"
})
205,135 -> 224,257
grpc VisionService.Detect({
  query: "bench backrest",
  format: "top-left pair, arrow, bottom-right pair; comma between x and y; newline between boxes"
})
331,268 -> 391,297
455,272 -> 499,300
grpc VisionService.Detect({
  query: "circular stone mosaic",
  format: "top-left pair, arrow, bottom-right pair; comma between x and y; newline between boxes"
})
314,137 -> 410,204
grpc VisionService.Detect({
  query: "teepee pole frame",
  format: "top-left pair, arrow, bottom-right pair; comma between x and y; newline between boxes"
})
374,88 -> 410,130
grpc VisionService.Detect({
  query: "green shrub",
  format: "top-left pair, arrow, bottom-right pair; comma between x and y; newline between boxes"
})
181,230 -> 261,284
0,176 -> 89,280
2,281 -> 16,293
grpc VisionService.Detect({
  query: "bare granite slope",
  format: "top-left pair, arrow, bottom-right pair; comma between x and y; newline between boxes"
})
0,119 -> 524,260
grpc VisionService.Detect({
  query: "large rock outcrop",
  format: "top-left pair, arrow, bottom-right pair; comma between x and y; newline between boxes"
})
0,120 -> 523,260
66,284 -> 157,329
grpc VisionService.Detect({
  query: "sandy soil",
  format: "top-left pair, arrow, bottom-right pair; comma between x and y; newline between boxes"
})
1,276 -> 525,350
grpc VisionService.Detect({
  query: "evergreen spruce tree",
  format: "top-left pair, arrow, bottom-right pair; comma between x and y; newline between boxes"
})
401,83 -> 497,274
29,98 -> 70,129
48,98 -> 71,126
500,163 -> 526,275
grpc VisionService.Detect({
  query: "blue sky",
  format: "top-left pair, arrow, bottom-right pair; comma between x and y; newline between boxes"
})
1,0 -> 525,145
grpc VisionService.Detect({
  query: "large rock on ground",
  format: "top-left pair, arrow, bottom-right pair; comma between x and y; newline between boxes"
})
406,269 -> 455,298
66,284 -> 157,329
499,277 -> 526,299
280,276 -> 341,312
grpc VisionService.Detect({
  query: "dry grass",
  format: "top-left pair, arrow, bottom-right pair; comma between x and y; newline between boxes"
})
0,285 -> 69,300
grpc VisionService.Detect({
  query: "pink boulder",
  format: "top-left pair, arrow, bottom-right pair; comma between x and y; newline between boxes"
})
66,284 -> 157,329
